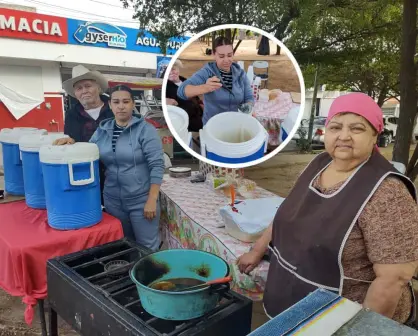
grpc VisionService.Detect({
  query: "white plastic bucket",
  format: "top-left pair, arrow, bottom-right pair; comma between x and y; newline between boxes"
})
167,105 -> 189,145
200,112 -> 268,164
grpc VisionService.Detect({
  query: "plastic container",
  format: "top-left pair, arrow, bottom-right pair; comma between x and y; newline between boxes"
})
166,105 -> 193,147
0,128 -> 47,195
219,197 -> 285,242
251,76 -> 261,101
280,105 -> 301,143
39,143 -> 102,230
259,89 -> 269,102
200,112 -> 268,164
19,133 -> 69,209
247,65 -> 254,85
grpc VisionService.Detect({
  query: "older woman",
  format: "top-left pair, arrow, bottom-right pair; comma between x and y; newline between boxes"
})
237,92 -> 418,325
165,60 -> 204,132
177,36 -> 254,125
54,85 -> 165,251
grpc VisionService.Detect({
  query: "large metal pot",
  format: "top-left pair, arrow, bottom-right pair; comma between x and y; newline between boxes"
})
130,249 -> 230,320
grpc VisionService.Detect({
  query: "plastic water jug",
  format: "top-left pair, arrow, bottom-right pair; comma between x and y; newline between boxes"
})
39,143 -> 102,230
167,105 -> 192,147
280,105 -> 301,143
247,65 -> 255,85
200,112 -> 268,164
0,128 -> 46,195
19,133 -> 69,209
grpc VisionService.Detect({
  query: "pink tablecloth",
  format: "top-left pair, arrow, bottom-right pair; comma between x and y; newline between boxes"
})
253,91 -> 300,146
160,174 -> 277,300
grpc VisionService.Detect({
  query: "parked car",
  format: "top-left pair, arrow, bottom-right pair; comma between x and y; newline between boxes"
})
378,129 -> 392,148
383,116 -> 398,143
293,117 -> 326,144
382,116 -> 418,142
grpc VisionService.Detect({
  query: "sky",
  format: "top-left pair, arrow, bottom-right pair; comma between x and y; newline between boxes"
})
3,0 -> 142,28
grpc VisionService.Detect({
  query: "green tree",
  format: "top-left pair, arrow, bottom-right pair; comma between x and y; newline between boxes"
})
301,34 -> 402,107
122,0 -> 398,58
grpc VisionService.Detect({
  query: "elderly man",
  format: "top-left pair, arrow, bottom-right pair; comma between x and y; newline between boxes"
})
62,65 -> 114,141
61,65 -> 114,205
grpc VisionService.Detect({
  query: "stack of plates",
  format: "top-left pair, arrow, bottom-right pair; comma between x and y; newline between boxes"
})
169,167 -> 192,178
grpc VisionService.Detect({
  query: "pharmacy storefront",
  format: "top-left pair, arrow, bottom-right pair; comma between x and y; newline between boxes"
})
0,7 -> 188,131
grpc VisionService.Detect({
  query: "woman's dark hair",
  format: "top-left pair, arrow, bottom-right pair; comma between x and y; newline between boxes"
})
213,36 -> 233,53
109,85 -> 134,100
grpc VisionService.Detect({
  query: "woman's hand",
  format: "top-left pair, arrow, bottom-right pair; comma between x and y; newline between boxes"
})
144,198 -> 157,220
237,224 -> 273,274
166,98 -> 178,106
53,137 -> 75,145
236,249 -> 264,275
204,76 -> 222,93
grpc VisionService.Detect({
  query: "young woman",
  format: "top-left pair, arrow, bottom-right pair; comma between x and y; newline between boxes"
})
177,36 -> 254,125
55,85 -> 165,251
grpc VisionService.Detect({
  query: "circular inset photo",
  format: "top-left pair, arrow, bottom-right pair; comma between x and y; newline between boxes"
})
162,24 -> 305,168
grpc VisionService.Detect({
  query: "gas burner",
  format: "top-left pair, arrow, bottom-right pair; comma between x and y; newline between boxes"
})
104,260 -> 130,278
47,239 -> 253,336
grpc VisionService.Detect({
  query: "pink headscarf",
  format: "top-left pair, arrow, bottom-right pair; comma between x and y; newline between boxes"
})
326,92 -> 384,133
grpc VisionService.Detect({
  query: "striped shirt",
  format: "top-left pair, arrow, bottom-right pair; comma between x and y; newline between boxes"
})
112,123 -> 126,151
219,68 -> 233,90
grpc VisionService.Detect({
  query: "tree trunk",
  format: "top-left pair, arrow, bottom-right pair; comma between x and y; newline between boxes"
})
225,29 -> 232,41
233,30 -> 249,53
231,29 -> 237,41
393,0 -> 417,171
211,31 -> 216,51
406,143 -> 418,180
307,66 -> 320,149
376,82 -> 388,107
234,40 -> 243,53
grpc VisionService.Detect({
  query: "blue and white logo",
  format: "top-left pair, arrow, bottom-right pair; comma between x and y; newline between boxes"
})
73,22 -> 127,48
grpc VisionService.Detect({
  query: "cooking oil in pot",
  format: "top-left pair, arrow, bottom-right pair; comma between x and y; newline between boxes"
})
149,278 -> 205,292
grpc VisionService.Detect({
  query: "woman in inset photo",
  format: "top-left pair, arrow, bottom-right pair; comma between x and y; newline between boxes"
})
177,36 -> 254,125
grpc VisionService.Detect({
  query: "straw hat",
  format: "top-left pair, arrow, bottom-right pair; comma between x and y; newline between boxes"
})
62,65 -> 109,98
